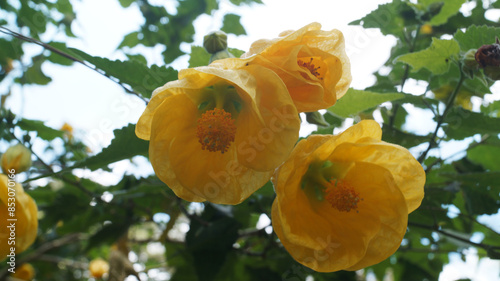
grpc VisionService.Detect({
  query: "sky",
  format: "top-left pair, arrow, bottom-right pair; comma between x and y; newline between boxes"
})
3,0 -> 500,280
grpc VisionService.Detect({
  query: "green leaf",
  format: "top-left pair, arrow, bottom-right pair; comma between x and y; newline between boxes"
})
118,0 -> 135,7
18,55 -> 52,85
349,0 -> 414,37
68,48 -> 177,98
189,46 -> 210,67
327,89 -> 404,118
221,14 -> 246,35
454,25 -> 500,51
17,118 -> 64,141
396,38 -> 460,74
443,107 -> 500,139
186,206 -> 240,281
46,42 -> 74,66
118,31 -> 141,48
445,172 -> 500,215
76,124 -> 148,171
421,0 -> 466,26
467,144 -> 500,171
382,125 -> 431,149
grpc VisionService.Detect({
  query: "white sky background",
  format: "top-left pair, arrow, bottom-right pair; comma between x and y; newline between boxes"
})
3,0 -> 500,280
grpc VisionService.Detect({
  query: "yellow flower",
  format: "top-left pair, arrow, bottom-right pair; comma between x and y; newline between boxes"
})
1,144 -> 32,174
136,64 -> 300,204
271,120 -> 425,272
11,263 -> 35,280
60,122 -> 74,140
89,258 -> 110,279
0,174 -> 38,260
215,22 -> 351,112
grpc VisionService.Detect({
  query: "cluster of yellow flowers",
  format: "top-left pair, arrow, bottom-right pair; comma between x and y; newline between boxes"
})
136,22 -> 425,272
0,144 -> 38,280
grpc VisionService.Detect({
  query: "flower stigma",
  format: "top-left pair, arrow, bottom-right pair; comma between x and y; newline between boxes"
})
325,179 -> 361,212
196,108 -> 237,153
298,57 -> 323,80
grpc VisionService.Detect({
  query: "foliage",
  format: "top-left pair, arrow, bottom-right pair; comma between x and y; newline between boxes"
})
1,0 -> 500,280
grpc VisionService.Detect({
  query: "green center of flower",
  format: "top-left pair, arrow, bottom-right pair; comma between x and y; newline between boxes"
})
196,83 -> 242,154
301,160 -> 361,212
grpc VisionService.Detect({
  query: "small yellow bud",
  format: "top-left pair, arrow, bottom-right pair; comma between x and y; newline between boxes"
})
11,263 -> 35,280
420,24 -> 433,35
1,143 -> 32,174
89,258 -> 110,279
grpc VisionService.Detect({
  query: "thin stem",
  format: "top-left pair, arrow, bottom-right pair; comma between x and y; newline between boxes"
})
418,66 -> 466,163
409,222 -> 500,252
389,25 -> 422,128
0,26 -> 147,104
0,233 -> 87,279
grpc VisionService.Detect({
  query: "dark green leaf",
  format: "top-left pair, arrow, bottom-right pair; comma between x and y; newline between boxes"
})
186,207 -> 240,281
327,89 -> 404,118
17,118 -> 64,140
20,56 -> 52,85
75,124 -> 148,171
467,144 -> 500,171
443,107 -> 500,139
69,48 -> 177,98
349,0 -> 413,37
382,125 -> 431,148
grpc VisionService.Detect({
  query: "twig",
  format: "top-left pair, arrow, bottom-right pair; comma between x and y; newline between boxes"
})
0,26 -> 147,104
0,233 -> 87,279
418,66 -> 466,163
409,222 -> 500,252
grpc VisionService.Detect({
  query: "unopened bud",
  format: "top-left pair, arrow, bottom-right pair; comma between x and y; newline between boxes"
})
1,143 -> 32,174
89,258 -> 110,279
209,49 -> 235,64
10,263 -> 35,281
305,111 -> 329,127
203,31 -> 228,54
475,38 -> 500,80
462,49 -> 479,79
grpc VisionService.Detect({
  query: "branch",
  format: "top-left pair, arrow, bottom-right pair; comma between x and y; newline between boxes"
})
0,233 -> 88,279
409,222 -> 500,252
0,26 -> 147,104
418,66 -> 466,163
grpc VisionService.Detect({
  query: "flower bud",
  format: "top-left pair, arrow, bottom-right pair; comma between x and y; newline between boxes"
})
462,49 -> 479,79
1,143 -> 32,174
203,31 -> 228,54
89,258 -> 110,279
475,38 -> 500,80
209,49 -> 235,64
11,263 -> 35,280
305,111 -> 329,127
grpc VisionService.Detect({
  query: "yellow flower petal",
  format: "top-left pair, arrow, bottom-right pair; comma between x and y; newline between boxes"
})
0,174 -> 38,259
140,65 -> 300,204
239,22 -> 351,112
271,120 -> 425,272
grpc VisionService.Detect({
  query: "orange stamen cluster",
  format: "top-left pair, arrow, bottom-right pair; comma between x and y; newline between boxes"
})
325,179 -> 361,212
298,58 -> 323,80
197,108 -> 237,153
